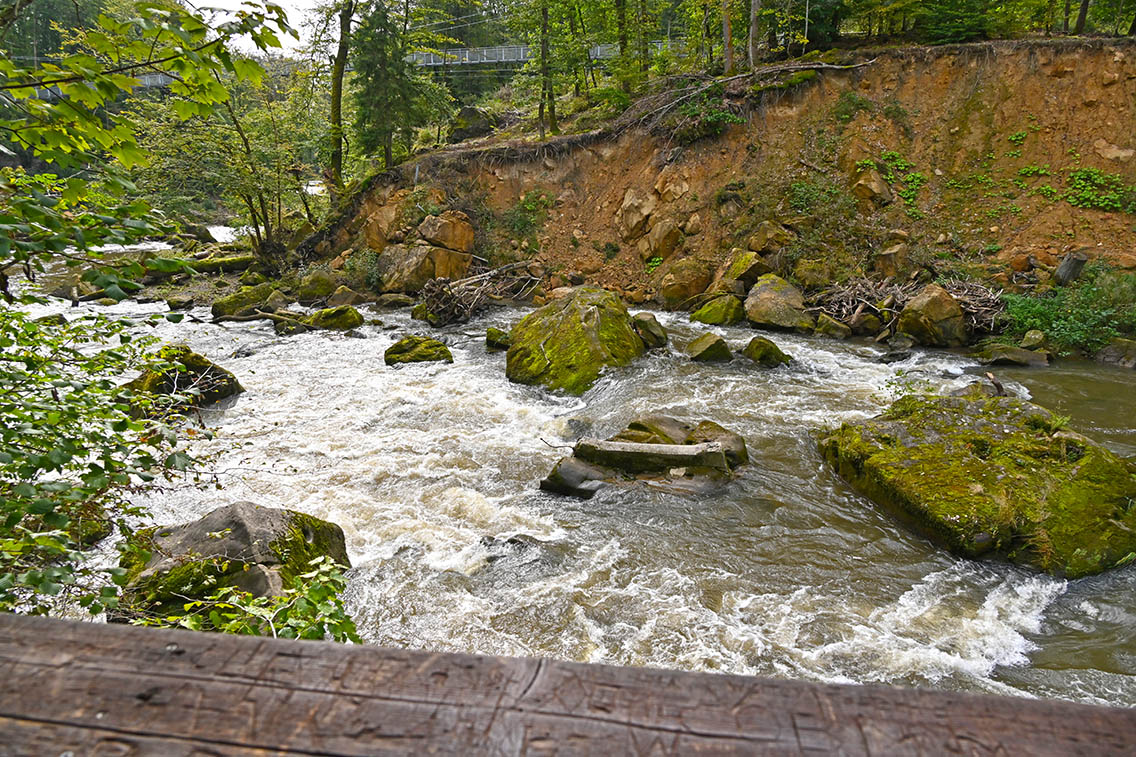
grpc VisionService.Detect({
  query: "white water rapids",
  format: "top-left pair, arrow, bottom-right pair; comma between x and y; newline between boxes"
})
24,288 -> 1136,707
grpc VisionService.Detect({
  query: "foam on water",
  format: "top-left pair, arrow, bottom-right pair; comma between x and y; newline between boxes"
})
24,278 -> 1132,707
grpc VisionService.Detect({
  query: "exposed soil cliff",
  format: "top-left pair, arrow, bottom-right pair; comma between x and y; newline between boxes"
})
303,38 -> 1136,309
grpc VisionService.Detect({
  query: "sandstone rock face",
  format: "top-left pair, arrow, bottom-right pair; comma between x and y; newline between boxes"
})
897,284 -> 967,346
617,188 -> 657,240
646,219 -> 683,261
743,274 -> 815,333
657,258 -> 712,310
417,210 -> 475,253
119,502 -> 350,618
851,167 -> 894,206
506,287 -> 645,395
747,221 -> 795,254
371,244 -> 473,293
819,394 -> 1136,578
686,332 -> 733,362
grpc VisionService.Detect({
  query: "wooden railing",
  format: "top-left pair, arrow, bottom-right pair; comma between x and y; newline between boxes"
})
0,614 -> 1133,754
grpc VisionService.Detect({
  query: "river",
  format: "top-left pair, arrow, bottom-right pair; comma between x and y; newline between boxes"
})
30,290 -> 1136,708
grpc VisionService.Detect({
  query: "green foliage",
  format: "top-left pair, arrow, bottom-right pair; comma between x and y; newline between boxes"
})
674,87 -> 744,144
787,179 -> 840,213
1019,165 -> 1050,177
833,91 -> 874,124
1007,131 -> 1028,146
136,556 -> 361,642
1064,168 -> 1136,213
1035,184 -> 1060,200
645,255 -> 663,273
504,190 -> 552,235
1002,264 -> 1136,354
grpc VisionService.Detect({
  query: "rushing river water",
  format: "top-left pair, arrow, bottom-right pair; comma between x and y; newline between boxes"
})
27,289 -> 1136,708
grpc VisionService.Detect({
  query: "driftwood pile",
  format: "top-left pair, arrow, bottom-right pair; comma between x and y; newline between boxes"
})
420,262 -> 541,326
813,278 -> 1005,336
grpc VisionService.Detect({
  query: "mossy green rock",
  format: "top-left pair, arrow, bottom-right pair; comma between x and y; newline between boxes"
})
690,295 -> 745,326
119,502 -> 349,619
296,270 -> 337,300
303,305 -> 364,331
741,336 -> 792,367
815,313 -> 852,339
125,345 -> 244,407
506,287 -> 645,395
743,274 -> 815,333
211,282 -> 276,318
687,332 -> 733,362
819,394 -> 1136,577
486,327 -> 511,351
385,335 -> 453,365
190,254 -> 256,274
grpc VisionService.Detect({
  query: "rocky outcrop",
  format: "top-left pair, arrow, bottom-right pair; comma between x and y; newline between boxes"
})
645,219 -> 683,261
369,244 -> 473,293
747,221 -> 795,254
897,284 -> 967,346
385,335 -> 454,365
741,336 -> 792,367
418,211 -> 475,254
118,502 -> 350,619
211,283 -> 277,318
617,188 -> 656,240
541,416 -> 748,498
126,345 -> 243,409
506,287 -> 645,395
631,312 -> 668,349
304,305 -> 364,331
449,105 -> 499,142
851,166 -> 894,206
686,332 -> 732,362
819,394 -> 1136,577
657,258 -> 712,310
690,295 -> 745,325
743,274 -> 815,333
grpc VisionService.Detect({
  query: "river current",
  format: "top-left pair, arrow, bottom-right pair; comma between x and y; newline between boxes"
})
29,289 -> 1136,708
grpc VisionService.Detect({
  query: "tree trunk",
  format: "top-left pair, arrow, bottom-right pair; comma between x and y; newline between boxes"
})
1129,12 -> 1136,35
615,0 -> 629,91
1064,0 -> 1072,31
1073,0 -> 1090,33
722,0 -> 733,73
540,0 -> 556,136
638,0 -> 648,72
328,1 -> 353,205
748,0 -> 762,67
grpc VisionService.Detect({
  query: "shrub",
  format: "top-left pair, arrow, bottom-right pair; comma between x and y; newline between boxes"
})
833,91 -> 874,124
1064,168 -> 1136,213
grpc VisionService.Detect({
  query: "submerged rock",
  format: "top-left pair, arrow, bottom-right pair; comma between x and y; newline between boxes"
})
1096,337 -> 1136,369
541,415 -> 748,499
117,502 -> 349,619
690,295 -> 745,326
897,283 -> 967,347
125,345 -> 244,409
385,335 -> 453,365
741,336 -> 791,367
818,394 -> 1136,577
631,312 -> 668,349
506,287 -> 644,395
304,305 -> 364,331
976,344 -> 1050,367
687,332 -> 733,362
744,274 -> 815,333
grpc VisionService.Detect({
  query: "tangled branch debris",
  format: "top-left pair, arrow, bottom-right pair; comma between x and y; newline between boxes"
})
420,262 -> 540,326
812,277 -> 1004,335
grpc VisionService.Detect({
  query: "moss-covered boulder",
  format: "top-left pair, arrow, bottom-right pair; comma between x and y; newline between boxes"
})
486,327 -> 511,351
303,305 -> 364,331
690,295 -> 745,326
125,345 -> 244,409
687,332 -> 732,362
506,287 -> 645,395
741,336 -> 791,367
118,502 -> 350,619
819,394 -> 1136,577
632,312 -> 668,349
296,270 -> 337,300
385,335 -> 453,365
976,344 -> 1050,367
211,282 -> 276,318
657,258 -> 712,310
744,274 -> 815,333
897,283 -> 967,347
815,313 -> 852,339
711,249 -> 772,294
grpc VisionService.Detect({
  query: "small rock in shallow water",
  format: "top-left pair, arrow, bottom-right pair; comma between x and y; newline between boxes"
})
385,335 -> 453,365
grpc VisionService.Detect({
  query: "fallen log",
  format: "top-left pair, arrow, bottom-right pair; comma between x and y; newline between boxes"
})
573,439 -> 729,473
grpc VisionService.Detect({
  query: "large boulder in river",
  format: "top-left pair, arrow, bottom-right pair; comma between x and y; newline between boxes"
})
631,312 -> 668,349
690,295 -> 744,326
295,270 -> 337,300
304,305 -> 364,331
744,274 -> 815,333
1096,337 -> 1136,369
385,335 -> 453,365
506,287 -> 645,395
741,336 -> 791,367
657,258 -> 712,310
117,502 -> 349,619
687,332 -> 732,362
897,284 -> 967,347
211,282 -> 276,318
417,211 -> 475,254
370,244 -> 473,293
125,345 -> 243,410
819,394 -> 1136,578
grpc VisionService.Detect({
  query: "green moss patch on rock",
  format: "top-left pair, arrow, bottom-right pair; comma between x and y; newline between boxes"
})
125,345 -> 244,409
818,394 -> 1136,578
303,305 -> 364,331
486,327 -> 512,351
385,334 -> 454,365
295,270 -> 338,300
741,336 -> 792,367
506,287 -> 645,395
691,295 -> 745,326
211,282 -> 277,318
118,502 -> 350,620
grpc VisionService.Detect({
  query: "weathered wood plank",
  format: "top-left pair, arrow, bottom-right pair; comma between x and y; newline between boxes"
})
0,614 -> 1133,756
574,439 -> 729,472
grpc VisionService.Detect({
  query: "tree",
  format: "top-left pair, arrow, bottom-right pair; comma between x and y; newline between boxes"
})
329,0 -> 355,202
1073,0 -> 1091,31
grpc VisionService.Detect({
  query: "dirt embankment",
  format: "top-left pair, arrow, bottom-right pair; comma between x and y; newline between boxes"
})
305,38 -> 1136,307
